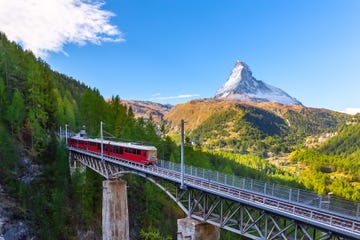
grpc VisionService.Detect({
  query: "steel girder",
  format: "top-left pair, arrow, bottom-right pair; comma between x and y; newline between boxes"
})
170,187 -> 344,240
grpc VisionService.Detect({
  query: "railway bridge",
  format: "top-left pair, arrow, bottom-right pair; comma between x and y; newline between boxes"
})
68,146 -> 360,240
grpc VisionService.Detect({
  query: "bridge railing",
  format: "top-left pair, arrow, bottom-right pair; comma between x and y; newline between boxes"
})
157,159 -> 360,220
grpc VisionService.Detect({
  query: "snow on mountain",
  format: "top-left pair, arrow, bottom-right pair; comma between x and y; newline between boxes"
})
215,61 -> 302,105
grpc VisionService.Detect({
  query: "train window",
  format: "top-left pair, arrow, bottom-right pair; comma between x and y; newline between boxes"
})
137,149 -> 141,155
143,151 -> 146,156
125,148 -> 139,155
119,147 -> 123,154
112,146 -> 118,153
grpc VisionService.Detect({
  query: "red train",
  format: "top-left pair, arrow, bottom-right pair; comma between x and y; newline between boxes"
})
67,132 -> 157,165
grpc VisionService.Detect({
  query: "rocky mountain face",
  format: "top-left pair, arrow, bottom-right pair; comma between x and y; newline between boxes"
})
215,61 -> 302,105
121,100 -> 172,122
0,184 -> 33,240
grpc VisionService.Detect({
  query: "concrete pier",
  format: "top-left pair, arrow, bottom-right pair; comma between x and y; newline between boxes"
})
102,179 -> 129,240
177,218 -> 220,240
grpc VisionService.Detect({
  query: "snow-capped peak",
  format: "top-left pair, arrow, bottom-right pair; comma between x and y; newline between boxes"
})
215,61 -> 302,105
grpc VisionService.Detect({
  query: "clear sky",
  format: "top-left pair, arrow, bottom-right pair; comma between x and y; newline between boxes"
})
1,0 -> 360,113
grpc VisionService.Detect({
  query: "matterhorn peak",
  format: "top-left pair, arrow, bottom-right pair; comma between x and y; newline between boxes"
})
215,61 -> 302,105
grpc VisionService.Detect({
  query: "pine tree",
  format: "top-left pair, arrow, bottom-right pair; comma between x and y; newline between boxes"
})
0,77 -> 7,116
5,89 -> 25,134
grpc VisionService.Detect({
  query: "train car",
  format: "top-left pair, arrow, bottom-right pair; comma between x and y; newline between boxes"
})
68,133 -> 157,165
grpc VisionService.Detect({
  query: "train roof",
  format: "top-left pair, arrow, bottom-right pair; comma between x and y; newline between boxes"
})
69,135 -> 157,151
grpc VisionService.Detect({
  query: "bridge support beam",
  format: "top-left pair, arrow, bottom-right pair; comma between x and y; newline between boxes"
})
177,218 -> 220,240
102,179 -> 129,240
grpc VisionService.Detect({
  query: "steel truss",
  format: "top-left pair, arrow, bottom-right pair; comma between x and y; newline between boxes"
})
69,150 -> 355,240
171,186 -> 344,240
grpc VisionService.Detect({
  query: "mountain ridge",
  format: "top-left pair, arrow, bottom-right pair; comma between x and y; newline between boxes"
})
164,98 -> 349,154
164,98 -> 342,131
121,100 -> 172,122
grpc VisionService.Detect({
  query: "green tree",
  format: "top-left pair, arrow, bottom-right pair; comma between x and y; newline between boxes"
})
0,77 -> 7,116
5,89 -> 25,134
79,88 -> 106,136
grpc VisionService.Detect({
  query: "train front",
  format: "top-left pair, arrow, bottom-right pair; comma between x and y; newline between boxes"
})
146,147 -> 157,165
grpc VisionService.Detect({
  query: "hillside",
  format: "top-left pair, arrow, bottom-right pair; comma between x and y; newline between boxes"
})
0,32 -> 91,238
0,33 -> 88,151
164,98 -> 241,132
288,121 -> 360,199
0,33 -> 179,239
165,98 -> 349,154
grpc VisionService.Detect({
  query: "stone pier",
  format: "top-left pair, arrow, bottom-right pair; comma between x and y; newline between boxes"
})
177,218 -> 220,240
102,179 -> 129,240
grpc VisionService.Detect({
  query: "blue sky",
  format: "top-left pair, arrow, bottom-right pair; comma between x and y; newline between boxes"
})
1,0 -> 360,113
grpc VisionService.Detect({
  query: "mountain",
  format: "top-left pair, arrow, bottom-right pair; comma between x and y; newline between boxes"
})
164,98 -> 349,153
121,100 -> 172,122
215,61 -> 302,105
165,98 -> 244,132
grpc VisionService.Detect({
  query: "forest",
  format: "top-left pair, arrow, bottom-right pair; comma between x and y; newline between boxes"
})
0,32 -> 359,239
